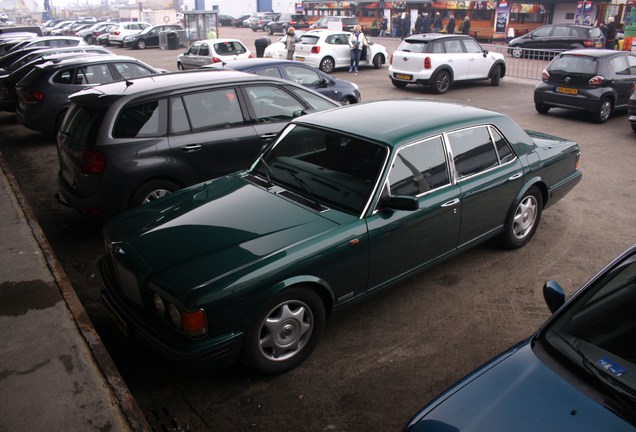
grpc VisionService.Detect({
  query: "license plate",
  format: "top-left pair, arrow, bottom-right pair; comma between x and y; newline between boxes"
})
296,56 -> 305,61
102,294 -> 129,337
556,86 -> 578,95
595,42 -> 603,47
396,73 -> 412,80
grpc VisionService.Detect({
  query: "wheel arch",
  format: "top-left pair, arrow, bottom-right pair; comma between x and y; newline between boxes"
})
489,60 -> 506,78
127,175 -> 185,208
505,178 -> 548,225
248,276 -> 335,323
431,65 -> 454,81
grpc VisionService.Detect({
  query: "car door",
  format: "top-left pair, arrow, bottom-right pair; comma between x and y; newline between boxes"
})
145,26 -> 160,47
525,25 -> 553,50
331,33 -> 352,68
607,52 -> 636,108
167,87 -> 261,183
366,135 -> 461,291
446,125 -> 524,248
462,38 -> 491,79
441,38 -> 470,81
181,42 -> 200,69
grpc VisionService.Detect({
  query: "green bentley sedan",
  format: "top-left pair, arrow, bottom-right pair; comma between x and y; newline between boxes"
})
98,100 -> 582,374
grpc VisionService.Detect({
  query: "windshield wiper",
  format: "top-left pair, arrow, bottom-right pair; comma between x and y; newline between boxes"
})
255,156 -> 273,187
276,165 -> 323,210
555,333 -> 636,423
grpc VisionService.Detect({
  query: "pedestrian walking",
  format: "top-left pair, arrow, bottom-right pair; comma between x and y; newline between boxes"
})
414,13 -> 424,34
285,27 -> 299,60
462,16 -> 471,35
446,15 -> 455,34
606,17 -> 617,49
349,25 -> 368,75
433,12 -> 443,33
402,13 -> 411,39
392,14 -> 400,38
422,13 -> 431,33
380,17 -> 388,37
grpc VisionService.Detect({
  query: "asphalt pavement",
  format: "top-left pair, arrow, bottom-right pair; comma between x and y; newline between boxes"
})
0,151 -> 149,431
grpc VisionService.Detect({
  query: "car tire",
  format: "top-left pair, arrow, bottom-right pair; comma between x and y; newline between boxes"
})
391,78 -> 408,88
511,47 -> 523,58
268,26 -> 274,35
431,70 -> 451,94
631,122 -> 636,133
241,287 -> 326,375
130,179 -> 179,208
136,39 -> 146,49
341,96 -> 357,105
535,103 -> 550,114
372,53 -> 383,69
319,57 -> 335,73
593,97 -> 613,123
490,65 -> 501,86
252,27 -> 257,32
177,62 -> 184,71
86,35 -> 96,44
500,186 -> 543,249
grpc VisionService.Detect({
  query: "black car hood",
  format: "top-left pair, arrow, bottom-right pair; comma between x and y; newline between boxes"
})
406,343 -> 635,432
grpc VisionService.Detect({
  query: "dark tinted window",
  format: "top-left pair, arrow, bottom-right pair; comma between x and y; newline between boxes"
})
548,54 -> 597,74
389,136 -> 450,196
181,88 -> 243,131
398,39 -> 431,54
60,104 -> 105,149
75,63 -> 115,84
490,127 -> 515,164
114,62 -> 155,79
448,126 -> 498,178
114,99 -> 165,138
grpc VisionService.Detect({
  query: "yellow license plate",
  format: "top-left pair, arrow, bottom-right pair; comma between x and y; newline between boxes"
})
556,86 -> 578,95
396,74 -> 412,80
296,56 -> 305,61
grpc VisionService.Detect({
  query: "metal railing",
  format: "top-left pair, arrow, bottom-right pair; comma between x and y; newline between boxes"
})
487,45 -> 560,81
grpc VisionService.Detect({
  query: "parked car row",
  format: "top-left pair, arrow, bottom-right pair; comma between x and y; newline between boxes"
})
0,34 -> 161,138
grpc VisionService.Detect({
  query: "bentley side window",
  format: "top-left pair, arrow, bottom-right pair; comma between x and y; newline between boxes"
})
448,126 -> 498,178
389,136 -> 450,197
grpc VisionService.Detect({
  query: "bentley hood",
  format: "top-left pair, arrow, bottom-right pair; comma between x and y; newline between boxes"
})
405,342 -> 634,432
104,174 -> 339,289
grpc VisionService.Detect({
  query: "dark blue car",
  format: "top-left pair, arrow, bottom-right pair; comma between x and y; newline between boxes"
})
404,244 -> 636,431
206,58 -> 361,105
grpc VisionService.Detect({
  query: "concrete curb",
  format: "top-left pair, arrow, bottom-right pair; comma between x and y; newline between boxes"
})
0,150 -> 151,432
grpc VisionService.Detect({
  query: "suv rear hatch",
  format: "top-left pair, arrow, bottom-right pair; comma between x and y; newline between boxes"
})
544,53 -> 599,87
57,101 -> 109,197
391,38 -> 433,73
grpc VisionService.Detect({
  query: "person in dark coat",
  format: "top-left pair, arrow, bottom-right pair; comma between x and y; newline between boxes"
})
446,15 -> 455,34
380,17 -> 388,37
422,13 -> 431,33
433,12 -> 442,33
606,17 -> 617,49
414,13 -> 424,34
402,13 -> 411,39
462,16 -> 471,35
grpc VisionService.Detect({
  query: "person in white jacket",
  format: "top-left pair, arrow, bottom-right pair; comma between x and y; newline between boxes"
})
348,25 -> 368,75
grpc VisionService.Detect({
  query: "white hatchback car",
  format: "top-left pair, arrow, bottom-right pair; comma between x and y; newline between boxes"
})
177,39 -> 253,70
107,22 -> 151,47
388,34 -> 506,94
292,29 -> 388,73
